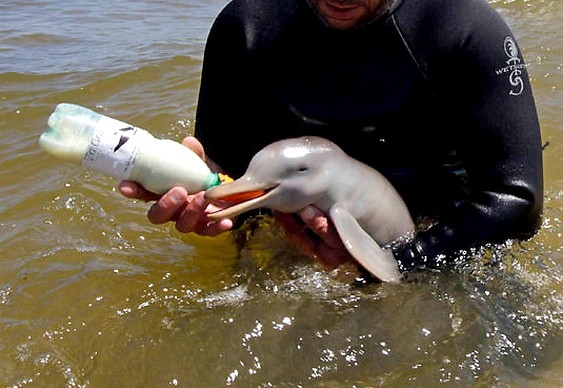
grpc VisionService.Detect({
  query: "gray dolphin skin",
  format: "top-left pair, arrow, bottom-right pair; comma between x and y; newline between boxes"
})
205,136 -> 415,283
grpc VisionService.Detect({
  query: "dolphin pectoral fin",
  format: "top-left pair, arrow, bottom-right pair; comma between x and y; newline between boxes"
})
329,205 -> 401,283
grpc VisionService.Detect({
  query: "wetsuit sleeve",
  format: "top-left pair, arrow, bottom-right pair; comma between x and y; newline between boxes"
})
396,0 -> 543,271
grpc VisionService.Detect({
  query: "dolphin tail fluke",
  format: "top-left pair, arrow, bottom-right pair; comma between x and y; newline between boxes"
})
329,205 -> 401,283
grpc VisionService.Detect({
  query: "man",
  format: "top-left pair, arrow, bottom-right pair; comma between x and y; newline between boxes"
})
120,0 -> 543,273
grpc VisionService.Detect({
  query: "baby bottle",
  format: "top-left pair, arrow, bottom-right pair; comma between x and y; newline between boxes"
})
39,103 -> 224,194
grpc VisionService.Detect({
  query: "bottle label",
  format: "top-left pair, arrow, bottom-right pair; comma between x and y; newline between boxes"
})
81,116 -> 147,181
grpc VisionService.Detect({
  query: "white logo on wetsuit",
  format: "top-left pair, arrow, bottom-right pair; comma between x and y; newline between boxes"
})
495,36 -> 526,96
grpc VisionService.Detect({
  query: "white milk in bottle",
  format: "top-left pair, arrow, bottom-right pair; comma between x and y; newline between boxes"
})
39,103 -> 223,194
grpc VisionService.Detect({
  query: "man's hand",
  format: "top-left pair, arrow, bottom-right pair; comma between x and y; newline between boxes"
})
274,206 -> 354,268
118,136 -> 234,236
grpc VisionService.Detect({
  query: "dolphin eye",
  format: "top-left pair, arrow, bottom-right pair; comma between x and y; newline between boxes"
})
298,166 -> 308,173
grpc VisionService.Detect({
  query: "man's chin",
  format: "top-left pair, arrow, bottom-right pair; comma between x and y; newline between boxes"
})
324,15 -> 362,29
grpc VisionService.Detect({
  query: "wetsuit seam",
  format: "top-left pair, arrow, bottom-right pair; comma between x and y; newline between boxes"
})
391,14 -> 428,82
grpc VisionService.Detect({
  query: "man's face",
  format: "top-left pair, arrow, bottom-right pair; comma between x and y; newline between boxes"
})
309,0 -> 385,30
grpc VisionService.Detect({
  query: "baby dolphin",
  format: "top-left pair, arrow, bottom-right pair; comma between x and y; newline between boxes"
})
205,136 -> 415,283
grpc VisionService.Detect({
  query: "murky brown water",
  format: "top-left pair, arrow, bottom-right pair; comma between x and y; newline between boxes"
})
0,0 -> 561,386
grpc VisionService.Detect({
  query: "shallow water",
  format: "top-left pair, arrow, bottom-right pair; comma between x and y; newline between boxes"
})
0,0 -> 562,386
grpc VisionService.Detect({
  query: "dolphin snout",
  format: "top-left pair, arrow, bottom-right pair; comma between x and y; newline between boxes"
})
205,179 -> 278,219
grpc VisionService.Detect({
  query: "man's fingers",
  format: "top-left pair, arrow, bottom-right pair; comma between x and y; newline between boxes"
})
275,209 -> 356,269
118,181 -> 161,202
174,193 -> 235,235
299,206 -> 345,249
147,187 -> 188,224
174,193 -> 208,233
181,136 -> 205,159
274,211 -> 317,258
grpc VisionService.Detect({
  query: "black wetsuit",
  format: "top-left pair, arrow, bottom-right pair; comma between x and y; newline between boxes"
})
195,0 -> 543,270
